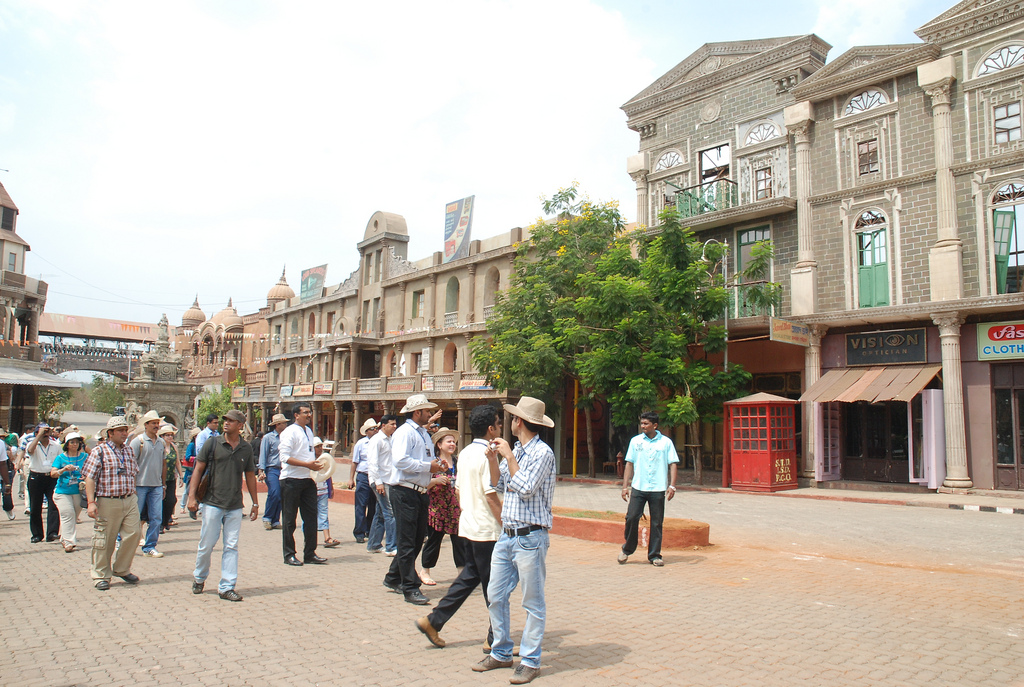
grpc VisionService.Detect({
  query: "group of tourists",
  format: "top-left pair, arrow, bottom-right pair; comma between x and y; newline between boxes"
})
0,390 -> 680,686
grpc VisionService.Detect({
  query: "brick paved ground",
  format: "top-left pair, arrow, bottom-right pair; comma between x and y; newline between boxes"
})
1,485 -> 1023,686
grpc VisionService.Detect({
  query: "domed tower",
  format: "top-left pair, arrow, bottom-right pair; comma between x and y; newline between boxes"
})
267,267 -> 295,307
212,298 -> 244,329
181,296 -> 206,329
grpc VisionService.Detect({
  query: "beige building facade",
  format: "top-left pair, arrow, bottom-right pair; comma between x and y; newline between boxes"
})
625,0 -> 1024,490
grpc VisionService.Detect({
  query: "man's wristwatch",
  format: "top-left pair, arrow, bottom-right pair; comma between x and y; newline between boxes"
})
667,485 -> 676,492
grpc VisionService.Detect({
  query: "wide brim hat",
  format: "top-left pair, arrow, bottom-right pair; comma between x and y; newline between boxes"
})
106,416 -> 130,431
359,418 -> 378,436
431,427 -> 458,447
140,410 -> 162,424
157,424 -> 177,437
62,432 -> 83,446
59,425 -> 79,441
269,413 -> 288,427
188,427 -> 202,440
400,394 -> 438,413
95,428 -> 108,441
311,452 -> 336,483
503,396 -> 554,428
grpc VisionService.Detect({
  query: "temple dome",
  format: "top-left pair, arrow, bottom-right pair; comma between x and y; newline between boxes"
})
181,296 -> 205,328
267,267 -> 295,304
211,298 -> 244,329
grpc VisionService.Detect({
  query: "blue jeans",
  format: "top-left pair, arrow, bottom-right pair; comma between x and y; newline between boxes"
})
263,467 -> 282,526
352,472 -> 375,538
317,492 -> 329,530
178,471 -> 192,510
193,505 -> 243,593
135,485 -> 163,552
368,486 -> 395,552
487,528 -> 549,669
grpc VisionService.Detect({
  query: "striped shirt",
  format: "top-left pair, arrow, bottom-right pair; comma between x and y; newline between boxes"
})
82,441 -> 139,498
496,434 -> 556,530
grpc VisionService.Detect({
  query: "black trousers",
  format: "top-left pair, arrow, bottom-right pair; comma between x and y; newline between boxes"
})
622,489 -> 666,560
28,472 -> 59,540
161,479 -> 177,527
421,526 -> 466,569
384,485 -> 429,594
281,477 -> 318,561
428,538 -> 495,643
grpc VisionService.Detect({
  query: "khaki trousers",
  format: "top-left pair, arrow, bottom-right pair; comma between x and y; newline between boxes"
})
91,494 -> 141,581
53,492 -> 83,545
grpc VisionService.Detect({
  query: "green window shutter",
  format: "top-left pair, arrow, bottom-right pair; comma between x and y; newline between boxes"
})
858,229 -> 888,308
993,209 -> 1016,294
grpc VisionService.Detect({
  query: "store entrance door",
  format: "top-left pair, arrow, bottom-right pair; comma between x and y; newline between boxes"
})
843,401 -> 910,483
994,363 -> 1024,490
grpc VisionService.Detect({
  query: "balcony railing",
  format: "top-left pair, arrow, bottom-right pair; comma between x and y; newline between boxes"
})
288,336 -> 300,352
444,312 -> 458,328
424,373 -> 455,392
336,380 -> 352,394
356,378 -> 381,394
483,304 -> 495,321
675,179 -> 739,219
245,370 -> 267,384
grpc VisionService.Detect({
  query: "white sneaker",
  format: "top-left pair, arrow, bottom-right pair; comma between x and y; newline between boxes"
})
142,550 -> 164,558
385,550 -> 397,557
5,510 -> 13,520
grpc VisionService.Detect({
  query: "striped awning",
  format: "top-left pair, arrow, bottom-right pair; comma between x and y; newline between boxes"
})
799,365 -> 942,404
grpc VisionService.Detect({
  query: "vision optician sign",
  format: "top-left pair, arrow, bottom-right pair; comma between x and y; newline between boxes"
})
846,328 -> 927,366
977,320 -> 1024,361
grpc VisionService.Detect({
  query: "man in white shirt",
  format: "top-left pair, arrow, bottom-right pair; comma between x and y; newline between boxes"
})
25,423 -> 61,543
366,415 -> 398,554
416,404 -> 503,649
278,402 -> 326,566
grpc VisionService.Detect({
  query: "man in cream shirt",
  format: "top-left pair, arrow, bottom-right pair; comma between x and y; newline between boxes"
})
416,404 -> 503,649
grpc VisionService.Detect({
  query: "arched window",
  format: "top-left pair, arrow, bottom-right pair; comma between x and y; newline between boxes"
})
854,210 -> 889,308
443,341 -> 458,373
845,89 -> 888,115
290,318 -> 299,335
744,121 -> 780,146
993,182 -> 1024,294
307,313 -> 316,338
654,151 -> 682,171
385,350 -> 396,377
445,276 -> 460,326
976,44 -> 1024,77
288,363 -> 296,383
483,266 -> 500,319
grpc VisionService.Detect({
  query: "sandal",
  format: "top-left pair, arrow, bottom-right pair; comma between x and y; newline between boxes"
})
323,538 -> 341,548
62,542 -> 75,553
419,571 -> 437,586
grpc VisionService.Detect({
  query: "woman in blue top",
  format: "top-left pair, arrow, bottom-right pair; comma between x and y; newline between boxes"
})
49,432 -> 89,552
179,427 -> 200,514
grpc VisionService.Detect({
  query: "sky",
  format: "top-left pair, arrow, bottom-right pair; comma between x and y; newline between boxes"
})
0,0 -> 950,328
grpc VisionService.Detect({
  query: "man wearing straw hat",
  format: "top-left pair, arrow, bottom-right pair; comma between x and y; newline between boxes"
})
130,410 -> 168,558
258,413 -> 289,531
347,417 -> 378,543
384,394 -> 445,606
83,415 -> 142,590
188,409 -> 259,601
473,396 -> 556,685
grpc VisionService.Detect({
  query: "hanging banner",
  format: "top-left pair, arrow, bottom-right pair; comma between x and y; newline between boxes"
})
769,317 -> 810,347
443,195 -> 474,263
300,265 -> 328,301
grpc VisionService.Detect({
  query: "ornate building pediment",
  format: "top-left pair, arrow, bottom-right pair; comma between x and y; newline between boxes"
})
792,44 -> 940,101
916,0 -> 1024,44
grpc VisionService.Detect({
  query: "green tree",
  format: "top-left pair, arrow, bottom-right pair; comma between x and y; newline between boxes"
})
195,372 -> 244,429
88,374 -> 125,414
39,388 -> 73,424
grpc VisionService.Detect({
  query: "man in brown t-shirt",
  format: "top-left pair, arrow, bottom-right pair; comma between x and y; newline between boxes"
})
187,409 -> 258,601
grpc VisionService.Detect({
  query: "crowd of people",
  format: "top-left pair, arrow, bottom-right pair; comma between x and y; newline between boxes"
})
0,392 -> 680,685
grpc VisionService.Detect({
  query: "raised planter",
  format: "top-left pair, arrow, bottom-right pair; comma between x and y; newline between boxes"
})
551,506 -> 710,548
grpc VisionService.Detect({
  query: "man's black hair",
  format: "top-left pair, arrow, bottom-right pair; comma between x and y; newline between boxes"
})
205,413 -> 219,424
640,411 -> 659,425
520,418 -> 544,435
292,401 -> 312,416
379,414 -> 399,425
468,405 -> 500,439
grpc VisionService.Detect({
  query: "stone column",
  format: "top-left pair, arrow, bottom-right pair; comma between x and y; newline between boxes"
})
919,56 -> 962,302
352,401 -> 362,449
466,264 -> 477,323
399,282 -> 407,330
332,401 -> 343,456
427,274 -> 438,329
627,152 -> 650,228
350,344 -> 361,380
427,338 -> 436,376
932,312 -> 972,489
784,102 -> 817,315
456,400 -> 466,445
802,325 -> 827,478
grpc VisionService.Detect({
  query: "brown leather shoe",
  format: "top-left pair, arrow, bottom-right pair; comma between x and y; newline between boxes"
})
415,617 -> 445,648
510,663 -> 540,684
473,656 -> 513,672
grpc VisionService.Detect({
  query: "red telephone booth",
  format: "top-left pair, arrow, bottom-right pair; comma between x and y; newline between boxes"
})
724,393 -> 798,492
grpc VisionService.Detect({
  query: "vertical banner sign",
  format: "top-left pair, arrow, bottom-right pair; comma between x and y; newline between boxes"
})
300,265 -> 328,301
443,195 -> 474,263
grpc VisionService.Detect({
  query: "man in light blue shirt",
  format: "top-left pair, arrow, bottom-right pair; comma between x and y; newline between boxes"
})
196,414 -> 220,454
383,394 -> 443,606
258,414 -> 289,530
618,411 -> 678,567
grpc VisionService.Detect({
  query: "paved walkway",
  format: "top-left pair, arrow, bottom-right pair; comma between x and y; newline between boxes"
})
1,485 -> 1022,686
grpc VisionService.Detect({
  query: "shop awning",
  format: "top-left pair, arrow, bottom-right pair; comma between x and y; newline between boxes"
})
799,365 -> 941,404
0,366 -> 81,389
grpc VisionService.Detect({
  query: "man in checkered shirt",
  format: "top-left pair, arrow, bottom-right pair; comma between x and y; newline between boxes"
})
83,416 -> 142,591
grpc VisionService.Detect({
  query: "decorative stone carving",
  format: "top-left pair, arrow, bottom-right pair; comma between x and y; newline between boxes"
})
700,99 -> 722,123
699,55 -> 722,75
923,78 -> 953,107
387,245 -> 417,278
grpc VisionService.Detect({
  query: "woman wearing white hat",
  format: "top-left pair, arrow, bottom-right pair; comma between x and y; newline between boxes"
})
49,432 -> 89,552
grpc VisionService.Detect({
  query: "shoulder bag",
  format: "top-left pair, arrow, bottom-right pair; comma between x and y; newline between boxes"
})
194,441 -> 217,502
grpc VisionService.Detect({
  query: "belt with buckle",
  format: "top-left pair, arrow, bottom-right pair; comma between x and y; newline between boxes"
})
504,524 -> 543,537
99,494 -> 132,499
396,481 -> 428,494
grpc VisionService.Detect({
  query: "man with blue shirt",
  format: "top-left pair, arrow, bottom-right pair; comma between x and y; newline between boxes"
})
258,413 -> 289,531
618,411 -> 678,568
347,418 -> 378,543
383,394 -> 444,606
473,397 -> 556,685
195,414 -> 219,454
